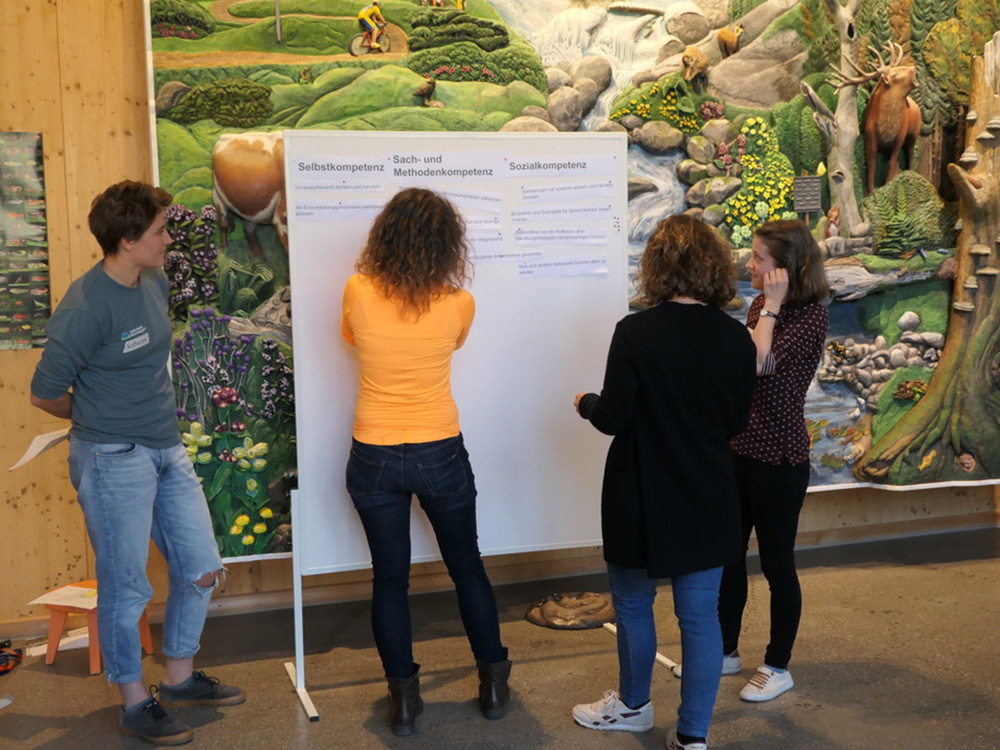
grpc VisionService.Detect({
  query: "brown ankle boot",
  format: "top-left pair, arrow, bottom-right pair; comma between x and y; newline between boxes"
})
476,654 -> 512,720
387,665 -> 423,736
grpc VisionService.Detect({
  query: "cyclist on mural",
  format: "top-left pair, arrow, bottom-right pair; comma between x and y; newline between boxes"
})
358,1 -> 388,50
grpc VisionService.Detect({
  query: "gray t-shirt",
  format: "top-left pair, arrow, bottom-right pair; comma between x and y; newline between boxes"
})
31,262 -> 179,448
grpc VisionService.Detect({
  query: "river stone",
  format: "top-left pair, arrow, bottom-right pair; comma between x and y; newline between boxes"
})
685,134 -> 716,163
595,120 -> 628,135
155,81 -> 190,115
665,3 -> 710,44
569,56 -> 613,92
619,114 -> 644,131
546,86 -> 586,131
889,345 -> 908,368
573,77 -> 601,115
855,368 -> 873,387
684,207 -> 705,220
701,118 -> 738,145
633,121 -> 685,154
897,311 -> 921,331
685,179 -> 710,208
499,116 -> 558,133
709,30 -> 807,108
521,105 -> 552,123
677,158 -> 709,185
656,36 -> 687,64
546,67 -> 571,93
703,176 -> 742,205
628,177 -> 658,199
702,203 -> 726,226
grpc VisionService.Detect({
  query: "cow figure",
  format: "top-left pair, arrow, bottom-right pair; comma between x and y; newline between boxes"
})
832,43 -> 921,194
212,131 -> 288,255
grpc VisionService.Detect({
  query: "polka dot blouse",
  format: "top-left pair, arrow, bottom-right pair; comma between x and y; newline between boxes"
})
730,295 -> 829,465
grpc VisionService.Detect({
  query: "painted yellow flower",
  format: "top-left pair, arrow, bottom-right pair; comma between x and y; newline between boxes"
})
246,478 -> 259,493
252,458 -> 268,472
196,452 -> 213,464
235,514 -> 250,526
232,447 -> 248,460
229,525 -> 241,535
252,522 -> 267,534
185,445 -> 198,457
242,534 -> 255,546
259,507 -> 274,519
237,458 -> 251,471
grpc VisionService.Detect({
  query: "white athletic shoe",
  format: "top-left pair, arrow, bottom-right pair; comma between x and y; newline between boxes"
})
739,666 -> 794,702
665,726 -> 708,750
572,690 -> 653,732
671,652 -> 741,679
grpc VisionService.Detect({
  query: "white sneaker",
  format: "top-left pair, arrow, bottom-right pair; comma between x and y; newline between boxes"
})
665,726 -> 708,750
671,652 -> 741,679
572,690 -> 653,732
739,666 -> 794,702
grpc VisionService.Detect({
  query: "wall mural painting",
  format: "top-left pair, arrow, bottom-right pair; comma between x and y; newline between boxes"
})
148,0 -> 1000,556
0,131 -> 49,350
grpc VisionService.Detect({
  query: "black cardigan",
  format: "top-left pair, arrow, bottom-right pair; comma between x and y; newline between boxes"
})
579,301 -> 756,578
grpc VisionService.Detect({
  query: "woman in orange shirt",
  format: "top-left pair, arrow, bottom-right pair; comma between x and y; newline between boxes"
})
341,188 -> 510,736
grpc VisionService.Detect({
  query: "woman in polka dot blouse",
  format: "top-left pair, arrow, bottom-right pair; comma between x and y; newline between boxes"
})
719,220 -> 830,703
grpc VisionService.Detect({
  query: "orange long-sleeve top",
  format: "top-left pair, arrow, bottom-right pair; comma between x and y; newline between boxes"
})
341,273 -> 474,445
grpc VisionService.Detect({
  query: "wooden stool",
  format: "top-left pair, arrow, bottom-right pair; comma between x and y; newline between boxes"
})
44,580 -> 154,675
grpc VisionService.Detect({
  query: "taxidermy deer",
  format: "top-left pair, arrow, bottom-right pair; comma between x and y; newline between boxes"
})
831,42 -> 921,194
717,24 -> 744,58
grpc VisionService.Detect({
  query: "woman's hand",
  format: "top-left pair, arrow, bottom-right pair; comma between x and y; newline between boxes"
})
762,268 -> 789,312
574,393 -> 586,415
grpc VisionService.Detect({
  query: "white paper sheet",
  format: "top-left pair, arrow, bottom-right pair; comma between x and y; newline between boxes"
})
9,427 -> 70,471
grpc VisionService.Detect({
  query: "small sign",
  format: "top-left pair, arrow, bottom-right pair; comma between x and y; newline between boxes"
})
793,176 -> 823,213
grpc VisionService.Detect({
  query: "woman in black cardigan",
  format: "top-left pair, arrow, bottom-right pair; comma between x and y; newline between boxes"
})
571,214 -> 756,750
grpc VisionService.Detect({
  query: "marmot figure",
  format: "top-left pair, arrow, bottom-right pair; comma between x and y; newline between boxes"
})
717,24 -> 744,58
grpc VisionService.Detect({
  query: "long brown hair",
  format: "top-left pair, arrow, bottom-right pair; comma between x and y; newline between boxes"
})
754,220 -> 830,306
357,188 -> 471,316
635,214 -> 736,308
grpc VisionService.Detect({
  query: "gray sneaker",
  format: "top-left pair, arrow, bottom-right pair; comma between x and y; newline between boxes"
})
157,670 -> 246,708
119,695 -> 193,746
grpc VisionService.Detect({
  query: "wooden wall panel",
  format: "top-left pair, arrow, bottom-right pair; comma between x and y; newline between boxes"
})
0,1 -> 997,637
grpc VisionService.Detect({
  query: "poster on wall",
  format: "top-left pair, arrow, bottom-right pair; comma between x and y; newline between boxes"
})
0,131 -> 49,350
145,0 -> 1000,552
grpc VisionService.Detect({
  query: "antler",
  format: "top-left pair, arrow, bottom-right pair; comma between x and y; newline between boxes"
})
827,42 -> 905,90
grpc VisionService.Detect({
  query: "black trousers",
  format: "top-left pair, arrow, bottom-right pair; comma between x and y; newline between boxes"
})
718,453 -> 810,670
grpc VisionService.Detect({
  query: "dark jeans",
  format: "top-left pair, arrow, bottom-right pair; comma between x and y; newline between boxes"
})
718,453 -> 809,670
346,434 -> 505,678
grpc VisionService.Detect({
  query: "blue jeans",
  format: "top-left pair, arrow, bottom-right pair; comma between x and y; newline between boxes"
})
608,563 -> 724,739
346,434 -> 505,678
68,438 -> 223,684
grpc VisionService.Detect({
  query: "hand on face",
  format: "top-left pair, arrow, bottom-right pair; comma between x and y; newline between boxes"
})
762,267 -> 789,310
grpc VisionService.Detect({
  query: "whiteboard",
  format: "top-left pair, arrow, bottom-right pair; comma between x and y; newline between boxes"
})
285,131 -> 629,575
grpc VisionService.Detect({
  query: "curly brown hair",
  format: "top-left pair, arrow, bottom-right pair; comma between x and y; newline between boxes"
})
635,214 -> 736,308
357,188 -> 471,316
754,220 -> 830,306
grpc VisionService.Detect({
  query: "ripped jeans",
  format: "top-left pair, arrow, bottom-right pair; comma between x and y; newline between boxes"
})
68,438 -> 223,684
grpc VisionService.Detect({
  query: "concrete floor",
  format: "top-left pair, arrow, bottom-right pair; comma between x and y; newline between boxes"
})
1,527 -> 998,750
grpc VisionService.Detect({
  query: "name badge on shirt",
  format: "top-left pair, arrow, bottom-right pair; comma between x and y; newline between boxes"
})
122,331 -> 151,354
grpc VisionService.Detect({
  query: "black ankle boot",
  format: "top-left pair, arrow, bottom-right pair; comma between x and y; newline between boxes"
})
387,664 -> 423,736
476,651 -> 512,720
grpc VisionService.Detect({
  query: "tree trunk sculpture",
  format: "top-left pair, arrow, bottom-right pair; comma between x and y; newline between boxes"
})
855,32 -> 1000,483
800,0 -> 865,238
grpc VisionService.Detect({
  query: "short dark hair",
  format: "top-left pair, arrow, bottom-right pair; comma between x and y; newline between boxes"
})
635,214 -> 736,308
88,181 -> 172,256
357,187 -> 471,316
754,220 -> 830,306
